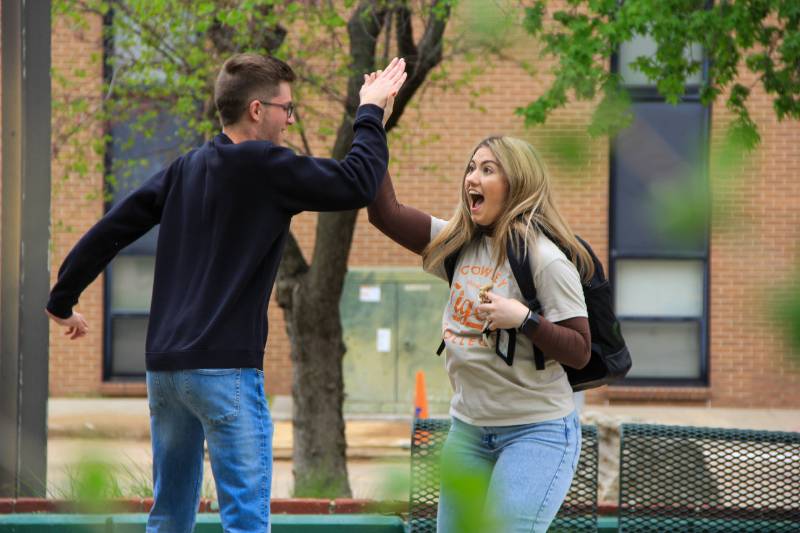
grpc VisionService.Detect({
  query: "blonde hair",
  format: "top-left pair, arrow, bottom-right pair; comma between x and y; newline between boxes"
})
422,136 -> 594,282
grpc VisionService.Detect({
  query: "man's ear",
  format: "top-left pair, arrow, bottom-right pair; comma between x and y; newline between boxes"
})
247,99 -> 261,122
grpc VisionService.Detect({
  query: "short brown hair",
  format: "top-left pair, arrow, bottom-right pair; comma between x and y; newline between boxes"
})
214,53 -> 296,126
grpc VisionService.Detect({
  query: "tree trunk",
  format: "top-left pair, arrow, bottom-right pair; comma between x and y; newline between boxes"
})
277,0 -> 451,498
283,211 -> 359,497
288,309 -> 350,495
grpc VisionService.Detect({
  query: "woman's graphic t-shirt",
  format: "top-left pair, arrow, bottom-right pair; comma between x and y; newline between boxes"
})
424,217 -> 587,426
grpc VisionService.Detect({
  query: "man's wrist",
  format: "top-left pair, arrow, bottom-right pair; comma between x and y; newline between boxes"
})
358,102 -> 383,111
356,103 -> 384,121
46,303 -> 72,320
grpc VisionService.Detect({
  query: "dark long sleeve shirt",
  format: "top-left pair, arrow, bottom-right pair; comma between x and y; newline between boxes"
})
47,104 -> 388,371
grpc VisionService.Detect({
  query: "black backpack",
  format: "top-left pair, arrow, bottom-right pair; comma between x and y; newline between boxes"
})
436,233 -> 632,391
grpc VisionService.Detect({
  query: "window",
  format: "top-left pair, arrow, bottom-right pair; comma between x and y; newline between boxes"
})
103,109 -> 184,380
611,34 -> 710,384
101,7 -> 200,380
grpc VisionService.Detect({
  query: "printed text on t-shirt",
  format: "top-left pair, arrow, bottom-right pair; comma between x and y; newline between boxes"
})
449,264 -> 510,331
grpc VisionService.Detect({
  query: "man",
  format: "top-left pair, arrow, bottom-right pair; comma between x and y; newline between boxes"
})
46,53 -> 406,533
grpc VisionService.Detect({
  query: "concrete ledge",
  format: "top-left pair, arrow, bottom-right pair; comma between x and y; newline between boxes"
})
0,498 -> 407,516
0,513 -> 407,532
0,501 -> 693,533
98,382 -> 148,397
606,386 -> 712,402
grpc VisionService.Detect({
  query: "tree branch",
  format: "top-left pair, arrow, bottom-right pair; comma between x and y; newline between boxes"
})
381,10 -> 394,66
275,230 -> 310,311
395,3 -> 418,60
208,18 -> 237,55
208,4 -> 287,56
282,231 -> 310,278
291,108 -> 315,157
306,0 -> 387,299
108,0 -> 192,73
385,0 -> 450,131
293,68 -> 348,106
343,0 -> 388,120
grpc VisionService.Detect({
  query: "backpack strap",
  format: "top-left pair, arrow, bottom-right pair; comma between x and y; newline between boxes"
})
443,251 -> 459,285
436,244 -> 519,364
574,234 -> 605,283
436,248 -> 462,356
505,235 -> 545,370
436,237 -> 545,371
436,339 -> 446,356
485,328 -> 516,366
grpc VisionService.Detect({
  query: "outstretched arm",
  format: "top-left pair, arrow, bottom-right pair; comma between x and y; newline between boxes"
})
266,59 -> 407,213
367,171 -> 432,255
46,165 -> 170,327
362,66 -> 431,255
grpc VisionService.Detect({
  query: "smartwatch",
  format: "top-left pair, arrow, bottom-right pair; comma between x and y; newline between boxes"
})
518,309 -> 540,336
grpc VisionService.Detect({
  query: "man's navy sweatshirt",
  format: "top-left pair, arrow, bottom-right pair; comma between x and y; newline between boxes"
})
47,104 -> 388,371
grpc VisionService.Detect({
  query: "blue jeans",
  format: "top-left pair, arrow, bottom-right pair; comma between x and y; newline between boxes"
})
146,369 -> 272,533
437,411 -> 581,533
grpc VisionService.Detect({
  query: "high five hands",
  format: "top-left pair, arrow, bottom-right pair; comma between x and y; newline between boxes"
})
360,57 -> 407,126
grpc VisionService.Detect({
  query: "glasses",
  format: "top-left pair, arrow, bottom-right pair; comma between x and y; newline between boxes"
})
258,100 -> 295,118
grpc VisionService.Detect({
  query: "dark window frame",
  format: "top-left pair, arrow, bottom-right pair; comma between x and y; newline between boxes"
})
101,9 -> 158,381
103,255 -> 153,381
609,48 -> 712,387
101,12 -> 201,381
100,9 -> 141,382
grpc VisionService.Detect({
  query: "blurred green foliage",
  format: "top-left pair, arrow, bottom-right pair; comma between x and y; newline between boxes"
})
439,448 -> 504,532
50,452 -> 217,510
512,1 -> 800,363
518,0 -> 800,147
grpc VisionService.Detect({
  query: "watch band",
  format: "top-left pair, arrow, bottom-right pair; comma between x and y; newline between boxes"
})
518,309 -> 532,329
518,308 -> 540,336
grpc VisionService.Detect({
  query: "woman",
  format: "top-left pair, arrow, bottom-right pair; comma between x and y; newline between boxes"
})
368,136 -> 593,532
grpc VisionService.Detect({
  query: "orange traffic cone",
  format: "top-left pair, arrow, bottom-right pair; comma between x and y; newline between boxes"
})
414,370 -> 429,419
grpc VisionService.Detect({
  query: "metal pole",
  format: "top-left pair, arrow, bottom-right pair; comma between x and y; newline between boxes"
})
1,0 -> 52,497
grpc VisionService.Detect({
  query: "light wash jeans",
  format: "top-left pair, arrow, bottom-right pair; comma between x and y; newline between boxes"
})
437,411 -> 581,533
145,368 -> 272,533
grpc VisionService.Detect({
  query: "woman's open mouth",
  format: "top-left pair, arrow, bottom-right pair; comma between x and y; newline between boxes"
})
468,191 -> 484,212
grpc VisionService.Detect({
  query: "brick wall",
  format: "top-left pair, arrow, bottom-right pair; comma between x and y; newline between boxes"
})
587,69 -> 800,408
48,14 -> 106,396
704,67 -> 800,408
16,7 -> 799,407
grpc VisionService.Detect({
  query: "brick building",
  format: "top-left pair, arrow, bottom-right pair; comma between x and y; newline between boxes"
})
4,7 -> 799,410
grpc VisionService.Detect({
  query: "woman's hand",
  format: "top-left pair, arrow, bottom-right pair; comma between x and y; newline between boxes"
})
476,291 -> 530,331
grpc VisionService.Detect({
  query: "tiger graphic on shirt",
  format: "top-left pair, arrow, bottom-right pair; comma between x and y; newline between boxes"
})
443,263 -> 512,347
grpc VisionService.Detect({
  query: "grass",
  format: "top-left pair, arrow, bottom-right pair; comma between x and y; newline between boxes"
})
50,452 -> 217,505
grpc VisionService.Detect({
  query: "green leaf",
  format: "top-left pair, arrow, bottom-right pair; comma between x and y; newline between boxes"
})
523,3 -> 546,35
518,0 -> 796,152
197,1 -> 215,16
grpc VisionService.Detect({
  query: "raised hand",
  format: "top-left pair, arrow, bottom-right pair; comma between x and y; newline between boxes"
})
359,57 -> 407,116
362,72 -> 396,126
